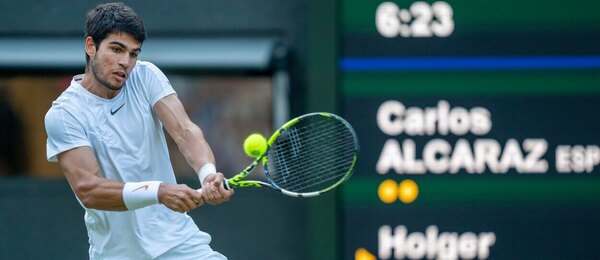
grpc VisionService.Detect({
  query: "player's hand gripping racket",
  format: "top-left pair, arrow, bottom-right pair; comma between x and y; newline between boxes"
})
225,112 -> 359,197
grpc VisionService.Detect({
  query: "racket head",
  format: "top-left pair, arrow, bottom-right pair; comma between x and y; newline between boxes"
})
262,112 -> 359,197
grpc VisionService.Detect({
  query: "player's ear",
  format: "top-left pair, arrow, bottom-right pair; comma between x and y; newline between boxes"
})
84,36 -> 97,58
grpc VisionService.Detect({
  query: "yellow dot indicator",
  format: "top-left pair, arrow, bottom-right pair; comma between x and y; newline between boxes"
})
355,248 -> 376,260
378,179 -> 398,204
398,179 -> 419,204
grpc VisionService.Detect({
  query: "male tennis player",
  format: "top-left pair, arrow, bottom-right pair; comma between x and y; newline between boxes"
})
45,2 -> 233,259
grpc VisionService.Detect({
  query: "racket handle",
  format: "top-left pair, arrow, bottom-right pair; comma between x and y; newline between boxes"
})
196,178 -> 230,193
223,179 -> 231,190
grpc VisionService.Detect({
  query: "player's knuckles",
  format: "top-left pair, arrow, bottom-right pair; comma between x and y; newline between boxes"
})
178,201 -> 190,211
171,192 -> 189,201
184,199 -> 196,209
187,190 -> 203,200
206,197 -> 224,205
204,190 -> 215,199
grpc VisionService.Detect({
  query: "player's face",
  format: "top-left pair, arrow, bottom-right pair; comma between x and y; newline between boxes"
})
90,32 -> 141,91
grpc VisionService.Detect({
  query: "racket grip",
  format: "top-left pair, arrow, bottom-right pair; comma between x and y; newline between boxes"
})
222,178 -> 231,190
196,178 -> 230,193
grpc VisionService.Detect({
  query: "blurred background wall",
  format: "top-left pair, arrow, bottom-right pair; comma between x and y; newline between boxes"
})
0,1 -> 339,259
2,1 -> 600,260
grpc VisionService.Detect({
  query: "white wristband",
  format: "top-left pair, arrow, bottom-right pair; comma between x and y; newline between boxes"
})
122,181 -> 161,210
198,163 -> 216,187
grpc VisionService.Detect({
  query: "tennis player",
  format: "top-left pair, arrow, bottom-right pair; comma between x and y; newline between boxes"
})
45,2 -> 233,259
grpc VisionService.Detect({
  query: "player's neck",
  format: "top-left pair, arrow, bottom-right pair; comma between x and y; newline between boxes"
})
80,70 -> 121,99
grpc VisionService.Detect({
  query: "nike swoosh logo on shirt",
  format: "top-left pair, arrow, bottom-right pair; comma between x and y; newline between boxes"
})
132,184 -> 149,192
110,103 -> 125,115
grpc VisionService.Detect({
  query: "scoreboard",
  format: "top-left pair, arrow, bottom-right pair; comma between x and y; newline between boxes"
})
339,1 -> 600,259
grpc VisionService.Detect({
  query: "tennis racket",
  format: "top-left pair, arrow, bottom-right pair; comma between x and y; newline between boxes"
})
222,112 -> 359,197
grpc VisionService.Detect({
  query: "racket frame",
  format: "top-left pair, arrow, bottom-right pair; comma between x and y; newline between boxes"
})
225,112 -> 359,197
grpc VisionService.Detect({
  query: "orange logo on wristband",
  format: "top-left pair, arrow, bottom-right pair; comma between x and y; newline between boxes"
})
132,184 -> 149,192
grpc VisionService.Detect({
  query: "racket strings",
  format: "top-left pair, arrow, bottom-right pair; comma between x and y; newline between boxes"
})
267,116 -> 357,193
275,139 -> 355,192
278,157 -> 354,192
271,139 -> 354,188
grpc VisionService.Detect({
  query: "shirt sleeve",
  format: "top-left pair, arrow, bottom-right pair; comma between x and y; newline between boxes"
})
140,61 -> 176,106
45,107 -> 91,162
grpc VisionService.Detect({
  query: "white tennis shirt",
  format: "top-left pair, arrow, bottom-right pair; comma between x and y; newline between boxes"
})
45,61 -> 209,259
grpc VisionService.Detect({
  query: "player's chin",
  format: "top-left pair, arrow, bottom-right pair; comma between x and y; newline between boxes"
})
105,82 -> 125,91
109,74 -> 127,88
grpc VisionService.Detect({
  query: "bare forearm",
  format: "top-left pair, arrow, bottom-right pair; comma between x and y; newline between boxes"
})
153,92 -> 233,205
58,147 -> 128,211
71,176 -> 127,211
73,175 -> 205,212
177,122 -> 216,173
153,94 -> 216,174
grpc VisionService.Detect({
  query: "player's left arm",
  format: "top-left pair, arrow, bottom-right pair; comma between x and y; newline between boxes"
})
153,94 -> 233,204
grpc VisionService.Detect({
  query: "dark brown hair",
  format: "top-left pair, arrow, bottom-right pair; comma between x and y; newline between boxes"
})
85,2 -> 146,62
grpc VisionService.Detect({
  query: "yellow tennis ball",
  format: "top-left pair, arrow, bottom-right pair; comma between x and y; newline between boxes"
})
243,133 -> 267,158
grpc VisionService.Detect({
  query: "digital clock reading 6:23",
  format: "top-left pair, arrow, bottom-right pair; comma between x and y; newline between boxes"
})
376,1 -> 454,38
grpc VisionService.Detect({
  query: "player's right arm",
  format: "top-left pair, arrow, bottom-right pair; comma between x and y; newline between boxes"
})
57,146 -> 204,212
57,146 -> 126,211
